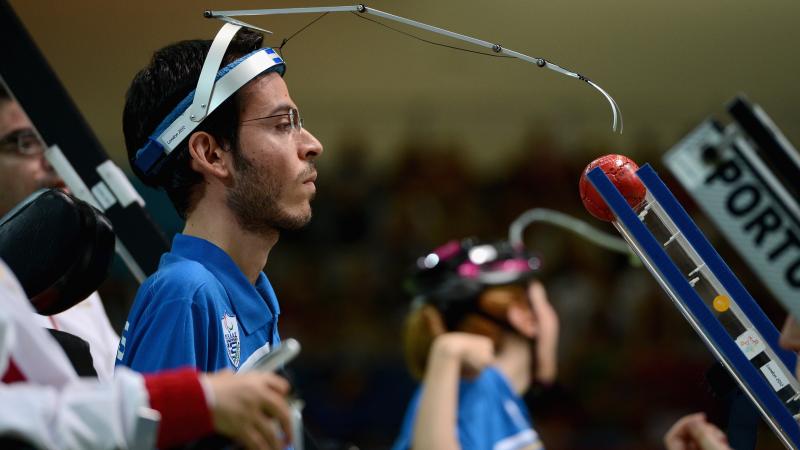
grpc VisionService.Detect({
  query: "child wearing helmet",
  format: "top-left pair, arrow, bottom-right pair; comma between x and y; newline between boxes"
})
391,238 -> 731,450
392,238 -> 557,450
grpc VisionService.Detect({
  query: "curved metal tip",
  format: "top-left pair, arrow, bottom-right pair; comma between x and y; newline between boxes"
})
541,62 -> 623,134
586,79 -> 623,134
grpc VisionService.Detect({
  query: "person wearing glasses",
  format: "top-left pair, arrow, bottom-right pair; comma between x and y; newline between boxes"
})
0,84 -> 120,381
0,87 -> 65,215
116,27 -> 323,377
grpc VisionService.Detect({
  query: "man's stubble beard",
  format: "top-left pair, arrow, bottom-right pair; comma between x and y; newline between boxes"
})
226,148 -> 313,236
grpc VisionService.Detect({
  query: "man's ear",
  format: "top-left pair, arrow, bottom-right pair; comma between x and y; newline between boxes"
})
507,301 -> 537,339
187,131 -> 232,181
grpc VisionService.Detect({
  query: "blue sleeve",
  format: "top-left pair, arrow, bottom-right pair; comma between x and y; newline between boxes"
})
119,299 -> 209,373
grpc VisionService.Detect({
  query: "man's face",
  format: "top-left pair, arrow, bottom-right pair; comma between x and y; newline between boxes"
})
226,73 -> 323,235
0,100 -> 64,217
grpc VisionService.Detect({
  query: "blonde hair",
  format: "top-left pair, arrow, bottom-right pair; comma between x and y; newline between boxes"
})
402,284 -> 527,379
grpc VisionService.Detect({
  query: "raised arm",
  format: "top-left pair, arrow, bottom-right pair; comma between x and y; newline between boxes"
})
412,333 -> 494,450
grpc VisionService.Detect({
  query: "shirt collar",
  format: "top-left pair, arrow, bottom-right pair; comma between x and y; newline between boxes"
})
171,234 -> 279,335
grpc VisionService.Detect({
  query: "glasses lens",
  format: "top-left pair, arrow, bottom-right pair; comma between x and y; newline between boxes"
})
0,130 -> 44,155
290,108 -> 303,130
17,131 -> 44,155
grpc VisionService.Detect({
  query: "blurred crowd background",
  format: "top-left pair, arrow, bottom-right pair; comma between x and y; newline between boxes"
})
7,0 -> 800,448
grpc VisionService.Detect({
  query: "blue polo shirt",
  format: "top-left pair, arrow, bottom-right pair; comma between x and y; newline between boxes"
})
115,234 -> 281,373
392,366 -> 544,450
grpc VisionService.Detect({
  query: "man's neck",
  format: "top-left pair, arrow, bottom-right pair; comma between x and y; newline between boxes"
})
183,201 -> 278,284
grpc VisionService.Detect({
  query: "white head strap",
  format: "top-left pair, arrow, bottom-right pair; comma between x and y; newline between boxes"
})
133,23 -> 285,176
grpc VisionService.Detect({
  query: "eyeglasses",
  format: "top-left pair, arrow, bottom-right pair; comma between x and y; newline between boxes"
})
240,108 -> 304,131
0,129 -> 46,156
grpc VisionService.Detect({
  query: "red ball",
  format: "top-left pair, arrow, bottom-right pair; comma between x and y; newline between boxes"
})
579,154 -> 646,222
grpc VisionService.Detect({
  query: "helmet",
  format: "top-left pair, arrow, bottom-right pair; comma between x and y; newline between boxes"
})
406,238 -> 541,330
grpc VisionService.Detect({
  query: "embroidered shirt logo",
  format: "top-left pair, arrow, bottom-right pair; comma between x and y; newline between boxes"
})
221,313 -> 241,368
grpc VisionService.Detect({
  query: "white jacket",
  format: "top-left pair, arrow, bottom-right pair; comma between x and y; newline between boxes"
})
0,259 -> 158,449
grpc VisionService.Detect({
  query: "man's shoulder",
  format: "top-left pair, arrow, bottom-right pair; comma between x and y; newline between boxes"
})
139,258 -> 227,305
153,257 -> 221,287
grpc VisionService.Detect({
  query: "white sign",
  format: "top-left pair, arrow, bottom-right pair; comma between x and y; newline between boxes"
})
664,122 -> 800,318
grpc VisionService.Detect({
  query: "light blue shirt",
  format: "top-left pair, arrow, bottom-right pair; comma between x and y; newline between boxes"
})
392,366 -> 543,450
116,234 -> 281,372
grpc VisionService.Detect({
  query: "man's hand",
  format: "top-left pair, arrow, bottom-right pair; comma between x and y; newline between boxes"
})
528,281 -> 559,384
430,332 -> 494,378
664,413 -> 731,450
204,370 -> 293,450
